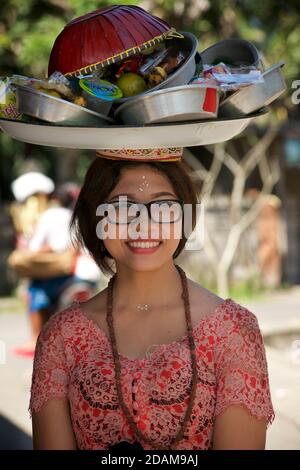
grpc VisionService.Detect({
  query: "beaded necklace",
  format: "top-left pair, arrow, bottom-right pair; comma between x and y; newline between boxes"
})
106,264 -> 198,450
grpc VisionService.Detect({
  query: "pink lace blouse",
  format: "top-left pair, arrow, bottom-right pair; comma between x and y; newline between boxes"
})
29,298 -> 275,450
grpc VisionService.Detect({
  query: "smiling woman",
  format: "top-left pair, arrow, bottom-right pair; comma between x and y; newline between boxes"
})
29,149 -> 275,450
70,156 -> 198,275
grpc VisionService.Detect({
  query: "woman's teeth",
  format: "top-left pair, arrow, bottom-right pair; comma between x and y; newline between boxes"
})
127,241 -> 161,248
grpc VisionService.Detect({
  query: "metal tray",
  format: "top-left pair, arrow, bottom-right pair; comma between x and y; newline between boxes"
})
15,84 -> 115,126
219,62 -> 286,117
0,109 -> 268,150
199,38 -> 261,68
114,85 -> 220,125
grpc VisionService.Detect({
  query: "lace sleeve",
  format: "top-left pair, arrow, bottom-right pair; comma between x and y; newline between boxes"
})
214,303 -> 275,427
28,312 -> 69,418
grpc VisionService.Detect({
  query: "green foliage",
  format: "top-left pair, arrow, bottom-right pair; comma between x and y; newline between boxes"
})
14,16 -> 66,78
196,274 -> 267,302
0,1 -> 141,78
1,0 -> 296,87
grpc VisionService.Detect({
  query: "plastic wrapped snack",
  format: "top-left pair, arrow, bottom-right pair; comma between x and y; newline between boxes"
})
202,62 -> 264,91
33,71 -> 75,100
0,77 -> 22,120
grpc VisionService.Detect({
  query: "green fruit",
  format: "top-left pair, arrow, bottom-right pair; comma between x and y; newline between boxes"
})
116,73 -> 147,97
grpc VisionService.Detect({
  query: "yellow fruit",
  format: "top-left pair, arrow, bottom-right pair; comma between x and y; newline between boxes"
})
116,73 -> 147,97
73,96 -> 87,107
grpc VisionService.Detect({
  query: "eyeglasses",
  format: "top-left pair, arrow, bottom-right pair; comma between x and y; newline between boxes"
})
102,199 -> 184,224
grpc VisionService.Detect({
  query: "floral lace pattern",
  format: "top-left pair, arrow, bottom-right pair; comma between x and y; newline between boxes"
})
29,299 -> 275,450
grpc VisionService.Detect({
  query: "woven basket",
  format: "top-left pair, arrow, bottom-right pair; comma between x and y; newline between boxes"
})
48,5 -> 179,78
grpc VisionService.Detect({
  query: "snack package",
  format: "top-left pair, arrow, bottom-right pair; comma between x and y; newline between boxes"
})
32,71 -> 75,100
46,71 -> 75,99
0,77 -> 22,120
202,62 -> 264,91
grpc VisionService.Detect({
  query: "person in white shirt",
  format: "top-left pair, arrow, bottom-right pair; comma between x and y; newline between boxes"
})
12,181 -> 101,357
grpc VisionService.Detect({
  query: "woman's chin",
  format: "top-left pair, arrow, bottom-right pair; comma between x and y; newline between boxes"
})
124,261 -> 165,272
117,256 -> 168,272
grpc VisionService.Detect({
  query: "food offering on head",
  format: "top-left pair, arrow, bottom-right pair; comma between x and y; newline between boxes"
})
7,4 -> 191,123
0,5 -> 286,133
48,5 -> 177,78
46,4 -> 191,102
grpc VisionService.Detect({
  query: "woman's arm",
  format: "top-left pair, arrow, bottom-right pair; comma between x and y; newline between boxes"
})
212,404 -> 267,450
212,303 -> 275,450
32,397 -> 77,450
29,311 -> 76,449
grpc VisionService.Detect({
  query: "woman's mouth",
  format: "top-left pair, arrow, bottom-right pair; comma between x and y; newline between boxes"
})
126,240 -> 162,254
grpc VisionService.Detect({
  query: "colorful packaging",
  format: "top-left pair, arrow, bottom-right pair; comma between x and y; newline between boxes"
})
0,78 -> 22,120
79,78 -> 123,101
202,62 -> 264,91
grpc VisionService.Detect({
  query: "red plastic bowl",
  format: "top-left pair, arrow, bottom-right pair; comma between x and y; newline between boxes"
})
48,5 -> 175,78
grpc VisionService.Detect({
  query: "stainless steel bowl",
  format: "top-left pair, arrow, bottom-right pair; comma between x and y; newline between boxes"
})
200,38 -> 262,68
16,85 -> 115,126
113,31 -> 198,106
219,61 -> 286,117
114,84 -> 220,125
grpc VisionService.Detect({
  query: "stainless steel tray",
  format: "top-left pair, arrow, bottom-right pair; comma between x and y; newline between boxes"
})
114,85 -> 220,125
199,38 -> 261,68
15,84 -> 115,126
219,61 -> 286,117
0,109 -> 268,150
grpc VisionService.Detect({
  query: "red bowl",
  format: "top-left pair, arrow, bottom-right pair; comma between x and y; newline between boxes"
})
48,5 -> 175,78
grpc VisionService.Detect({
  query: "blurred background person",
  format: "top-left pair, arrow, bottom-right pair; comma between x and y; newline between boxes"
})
9,174 -> 101,357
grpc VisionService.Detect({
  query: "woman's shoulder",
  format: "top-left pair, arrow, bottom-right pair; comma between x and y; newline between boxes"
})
210,297 -> 262,349
188,279 -> 224,322
188,279 -> 260,337
38,302 -> 82,341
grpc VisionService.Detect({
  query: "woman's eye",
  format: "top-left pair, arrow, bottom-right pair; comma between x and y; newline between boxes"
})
111,202 -> 128,210
157,200 -> 178,207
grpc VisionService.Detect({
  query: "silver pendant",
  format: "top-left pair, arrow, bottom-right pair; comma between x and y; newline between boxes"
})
137,304 -> 149,311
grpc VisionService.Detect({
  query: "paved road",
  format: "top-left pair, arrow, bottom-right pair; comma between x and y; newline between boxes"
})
0,288 -> 299,450
244,288 -> 300,450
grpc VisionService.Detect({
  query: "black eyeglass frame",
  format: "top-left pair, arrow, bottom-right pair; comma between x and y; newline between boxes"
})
102,199 -> 185,225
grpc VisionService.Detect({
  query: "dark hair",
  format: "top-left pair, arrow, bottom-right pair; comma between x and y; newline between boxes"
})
70,158 -> 199,275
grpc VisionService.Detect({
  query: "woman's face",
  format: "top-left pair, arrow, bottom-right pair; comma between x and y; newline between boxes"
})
101,165 -> 182,272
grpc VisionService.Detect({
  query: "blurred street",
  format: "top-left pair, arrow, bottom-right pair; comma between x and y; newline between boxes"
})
0,288 -> 299,450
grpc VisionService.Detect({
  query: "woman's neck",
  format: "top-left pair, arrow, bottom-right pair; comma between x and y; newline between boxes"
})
112,261 -> 182,312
